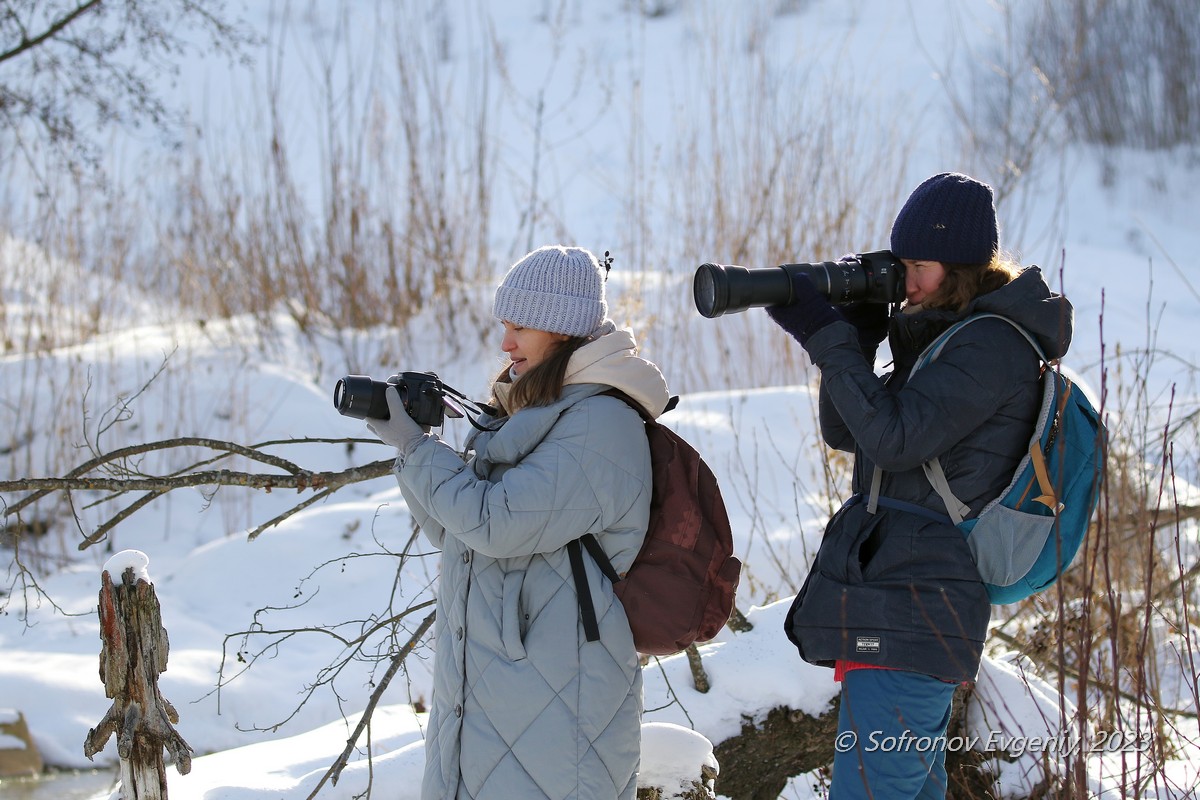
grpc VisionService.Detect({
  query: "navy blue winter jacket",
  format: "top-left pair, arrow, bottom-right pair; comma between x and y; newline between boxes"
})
784,267 -> 1073,682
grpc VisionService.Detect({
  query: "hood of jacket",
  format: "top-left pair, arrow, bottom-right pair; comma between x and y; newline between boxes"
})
491,322 -> 670,418
891,266 -> 1073,368
563,323 -> 671,418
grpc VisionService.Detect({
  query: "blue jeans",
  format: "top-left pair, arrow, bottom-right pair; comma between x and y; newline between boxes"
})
830,669 -> 959,799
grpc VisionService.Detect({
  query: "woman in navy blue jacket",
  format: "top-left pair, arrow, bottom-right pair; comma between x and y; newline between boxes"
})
766,172 -> 1073,799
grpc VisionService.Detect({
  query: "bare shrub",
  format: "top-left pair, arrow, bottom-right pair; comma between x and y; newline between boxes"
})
0,0 -> 255,179
158,3 -> 494,353
983,299 -> 1200,797
611,4 -> 910,393
937,2 -> 1067,214
1033,0 -> 1200,150
983,0 -> 1200,154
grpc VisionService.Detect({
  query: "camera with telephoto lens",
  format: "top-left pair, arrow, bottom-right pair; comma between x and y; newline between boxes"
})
333,371 -> 446,427
693,250 -> 906,318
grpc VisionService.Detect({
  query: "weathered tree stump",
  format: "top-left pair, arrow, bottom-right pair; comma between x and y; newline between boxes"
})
83,551 -> 193,799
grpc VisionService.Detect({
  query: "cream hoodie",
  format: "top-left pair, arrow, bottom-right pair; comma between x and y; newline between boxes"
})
494,321 -> 671,419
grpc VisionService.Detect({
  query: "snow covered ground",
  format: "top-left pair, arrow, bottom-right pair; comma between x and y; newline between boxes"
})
3,1 -> 1200,798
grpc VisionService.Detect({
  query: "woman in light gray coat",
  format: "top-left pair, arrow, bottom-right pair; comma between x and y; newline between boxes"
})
367,245 -> 671,800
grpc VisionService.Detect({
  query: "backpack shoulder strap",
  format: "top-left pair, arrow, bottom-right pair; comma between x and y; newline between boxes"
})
569,534 -> 622,642
913,312 -> 1047,370
571,387 -> 657,643
599,387 -> 675,424
869,313 -> 1046,523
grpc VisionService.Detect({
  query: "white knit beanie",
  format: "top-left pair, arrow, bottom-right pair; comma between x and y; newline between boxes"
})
492,245 -> 608,337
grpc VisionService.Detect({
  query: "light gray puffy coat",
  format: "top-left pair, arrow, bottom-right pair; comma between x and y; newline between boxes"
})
397,328 -> 670,800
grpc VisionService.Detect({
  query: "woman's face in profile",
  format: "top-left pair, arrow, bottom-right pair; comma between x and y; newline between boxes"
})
902,259 -> 947,306
501,321 -> 569,376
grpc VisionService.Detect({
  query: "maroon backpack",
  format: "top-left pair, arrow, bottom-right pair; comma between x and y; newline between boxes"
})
569,390 -> 742,656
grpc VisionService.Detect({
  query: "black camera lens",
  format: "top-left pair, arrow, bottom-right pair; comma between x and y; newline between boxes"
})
693,262 -> 792,318
334,370 -> 448,427
693,251 -> 905,316
333,375 -> 391,420
785,261 -> 856,305
694,264 -> 720,318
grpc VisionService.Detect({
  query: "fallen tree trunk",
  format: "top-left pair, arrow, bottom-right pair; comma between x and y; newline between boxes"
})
711,703 -> 840,800
83,555 -> 193,799
710,685 -> 997,800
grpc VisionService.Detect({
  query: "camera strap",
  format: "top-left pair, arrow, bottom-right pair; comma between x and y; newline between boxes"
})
436,382 -> 498,431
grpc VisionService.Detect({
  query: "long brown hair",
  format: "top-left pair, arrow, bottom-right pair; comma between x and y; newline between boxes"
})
490,336 -> 588,415
922,252 -> 1022,312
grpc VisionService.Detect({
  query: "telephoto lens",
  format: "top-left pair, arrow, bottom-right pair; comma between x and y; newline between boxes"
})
693,262 -> 792,318
693,250 -> 905,317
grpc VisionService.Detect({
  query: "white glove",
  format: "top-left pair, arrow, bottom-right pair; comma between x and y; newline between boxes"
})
365,386 -> 430,458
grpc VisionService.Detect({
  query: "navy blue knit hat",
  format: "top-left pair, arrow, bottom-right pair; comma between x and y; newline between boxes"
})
890,172 -> 998,264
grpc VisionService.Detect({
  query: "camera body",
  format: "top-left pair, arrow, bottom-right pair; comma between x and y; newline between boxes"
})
693,250 -> 906,318
333,371 -> 446,427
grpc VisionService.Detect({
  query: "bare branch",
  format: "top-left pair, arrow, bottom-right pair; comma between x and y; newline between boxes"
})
2,432 -> 397,551
244,488 -> 329,541
3,435 -> 390,497
0,0 -> 103,64
3,435 -> 320,517
0,0 -> 256,176
304,610 -> 436,799
77,490 -> 166,550
1,459 -> 392,495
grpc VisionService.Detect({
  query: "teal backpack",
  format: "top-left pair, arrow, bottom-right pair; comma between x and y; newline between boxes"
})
870,313 -> 1106,604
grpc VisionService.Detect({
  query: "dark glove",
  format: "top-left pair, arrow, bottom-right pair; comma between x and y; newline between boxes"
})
764,272 -> 844,347
840,302 -> 890,352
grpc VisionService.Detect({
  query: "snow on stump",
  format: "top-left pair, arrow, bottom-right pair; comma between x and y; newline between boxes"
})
637,722 -> 719,799
0,709 -> 44,777
83,550 -> 193,799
